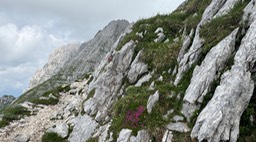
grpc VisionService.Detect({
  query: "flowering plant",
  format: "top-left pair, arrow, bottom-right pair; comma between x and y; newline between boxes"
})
125,105 -> 144,127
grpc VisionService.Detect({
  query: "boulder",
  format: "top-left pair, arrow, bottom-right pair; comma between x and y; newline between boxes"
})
147,90 -> 160,114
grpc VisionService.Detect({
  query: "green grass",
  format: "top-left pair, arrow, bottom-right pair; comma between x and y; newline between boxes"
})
199,0 -> 250,59
0,105 -> 30,128
41,132 -> 66,142
110,82 -> 184,141
238,89 -> 256,142
30,85 -> 70,105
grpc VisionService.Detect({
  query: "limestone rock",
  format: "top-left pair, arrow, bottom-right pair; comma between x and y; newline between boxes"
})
173,115 -> 184,122
174,0 -> 237,85
191,18 -> 256,142
14,134 -> 30,142
182,28 -> 238,119
47,123 -> 69,138
147,90 -> 160,114
130,130 -> 150,142
117,129 -> 132,142
127,50 -> 148,84
68,115 -> 98,142
0,95 -> 15,109
135,74 -> 152,87
162,130 -> 173,142
28,43 -> 80,89
83,41 -> 135,122
167,122 -> 190,133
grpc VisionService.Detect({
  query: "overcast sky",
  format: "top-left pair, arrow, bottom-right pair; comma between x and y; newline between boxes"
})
0,0 -> 185,97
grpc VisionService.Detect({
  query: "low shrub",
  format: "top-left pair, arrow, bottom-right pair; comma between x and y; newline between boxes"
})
41,132 -> 66,142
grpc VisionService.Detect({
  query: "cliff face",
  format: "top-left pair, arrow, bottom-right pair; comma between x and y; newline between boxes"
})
0,95 -> 15,109
28,43 -> 80,90
1,0 -> 256,142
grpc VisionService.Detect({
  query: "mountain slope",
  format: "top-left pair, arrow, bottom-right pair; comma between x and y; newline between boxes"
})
1,0 -> 256,141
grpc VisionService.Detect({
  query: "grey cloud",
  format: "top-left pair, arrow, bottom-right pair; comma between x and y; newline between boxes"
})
0,0 -> 185,96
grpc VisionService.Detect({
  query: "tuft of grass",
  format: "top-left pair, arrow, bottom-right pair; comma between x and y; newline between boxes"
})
30,85 -> 70,106
41,132 -> 66,142
239,88 -> 256,141
199,0 -> 250,59
0,105 -> 30,128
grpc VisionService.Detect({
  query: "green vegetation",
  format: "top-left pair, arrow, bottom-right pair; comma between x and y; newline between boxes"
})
200,0 -> 250,58
31,85 -> 70,105
0,105 -> 30,128
41,132 -> 66,142
238,89 -> 256,142
110,0 -> 215,140
87,137 -> 99,142
111,83 -> 184,141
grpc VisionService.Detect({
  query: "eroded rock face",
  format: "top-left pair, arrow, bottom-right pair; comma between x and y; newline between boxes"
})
0,95 -> 15,109
147,90 -> 160,114
83,41 -> 136,122
182,28 -> 239,119
62,20 -> 130,82
191,18 -> 256,142
28,43 -> 80,89
174,0 -> 240,85
68,115 -> 98,142
127,50 -> 148,84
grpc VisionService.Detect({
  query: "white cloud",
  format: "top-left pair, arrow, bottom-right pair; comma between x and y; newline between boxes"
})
0,23 -> 66,96
0,0 -> 185,97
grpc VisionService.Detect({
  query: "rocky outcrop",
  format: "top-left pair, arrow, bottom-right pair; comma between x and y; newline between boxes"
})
0,95 -> 15,109
191,17 -> 256,142
62,20 -> 130,81
68,115 -> 98,142
182,28 -> 239,119
84,41 -> 135,122
28,43 -> 80,89
127,50 -> 148,84
174,0 -> 240,85
147,90 -> 159,114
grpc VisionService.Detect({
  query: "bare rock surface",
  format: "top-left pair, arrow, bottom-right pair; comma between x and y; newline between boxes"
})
147,90 -> 160,114
182,28 -> 238,119
191,18 -> 256,142
174,0 -> 239,85
28,43 -> 80,89
127,50 -> 148,84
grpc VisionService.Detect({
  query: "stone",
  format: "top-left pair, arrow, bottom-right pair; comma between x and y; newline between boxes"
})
147,90 -> 160,114
0,95 -> 15,109
47,123 -> 69,138
174,0 -> 234,85
117,129 -> 132,142
182,28 -> 239,119
135,74 -> 152,87
149,81 -> 155,90
167,122 -> 190,133
68,115 -> 98,142
155,27 -> 164,33
84,41 -> 135,122
158,76 -> 163,81
191,18 -> 256,142
162,130 -> 173,142
173,115 -> 184,122
127,50 -> 148,84
154,33 -> 165,43
28,43 -> 81,90
13,134 -> 30,142
130,130 -> 150,142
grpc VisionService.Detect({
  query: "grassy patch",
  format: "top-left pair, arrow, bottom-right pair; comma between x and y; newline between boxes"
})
41,132 -> 66,142
0,105 -> 30,128
111,83 -> 183,141
238,88 -> 256,142
199,0 -> 250,58
31,85 -> 70,105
